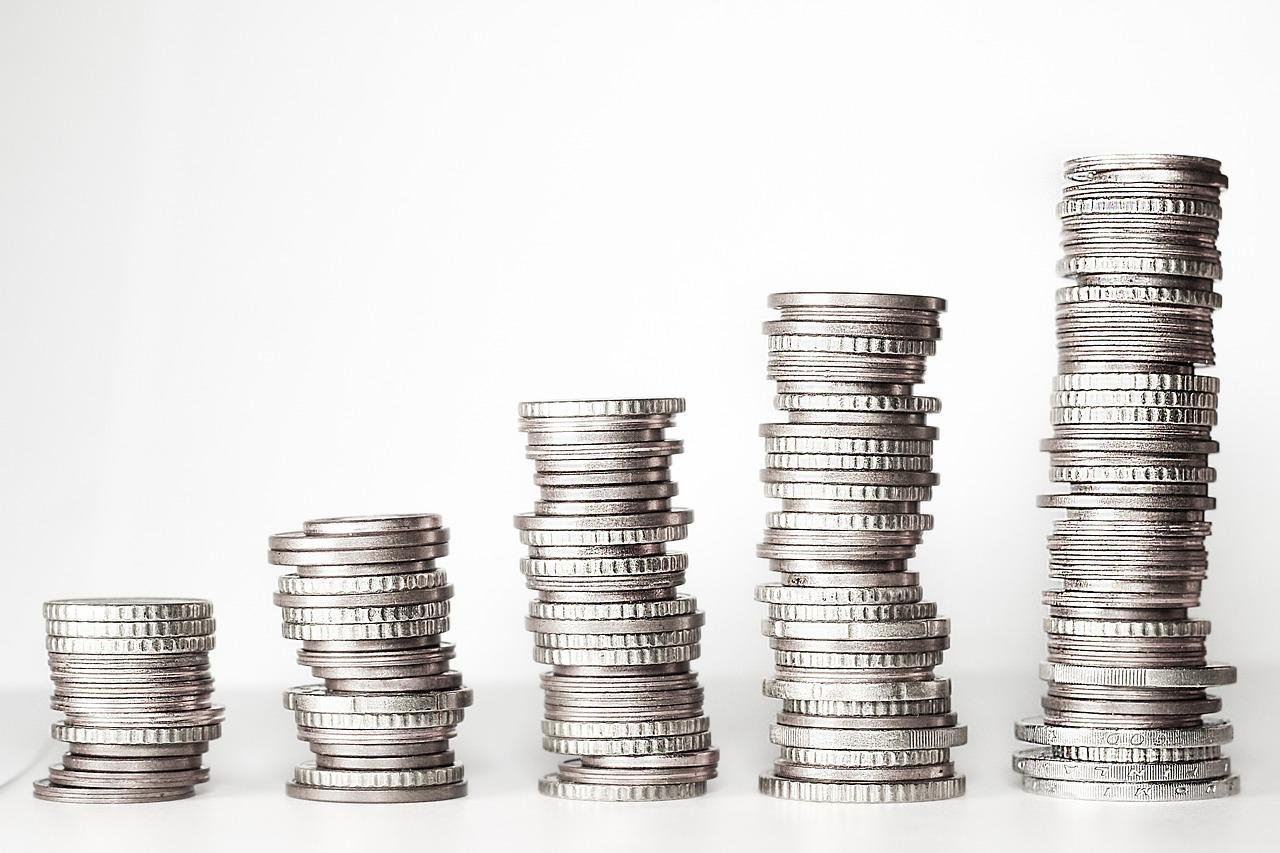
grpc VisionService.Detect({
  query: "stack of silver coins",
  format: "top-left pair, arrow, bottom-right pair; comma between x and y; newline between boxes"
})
756,293 -> 966,803
34,598 -> 222,803
516,399 -> 718,801
1014,154 -> 1240,801
270,513 -> 471,803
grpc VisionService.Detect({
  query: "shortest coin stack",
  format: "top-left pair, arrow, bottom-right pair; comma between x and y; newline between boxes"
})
35,598 -> 222,804
270,513 -> 471,803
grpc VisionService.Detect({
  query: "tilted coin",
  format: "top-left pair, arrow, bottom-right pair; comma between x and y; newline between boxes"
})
538,773 -> 705,801
285,686 -> 472,714
32,778 -> 193,804
270,528 -> 448,551
302,514 -> 443,535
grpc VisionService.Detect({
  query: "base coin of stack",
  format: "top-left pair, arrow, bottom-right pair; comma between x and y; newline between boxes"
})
516,398 -> 718,801
756,292 -> 966,803
270,513 -> 471,803
34,597 -> 222,803
1014,154 -> 1239,801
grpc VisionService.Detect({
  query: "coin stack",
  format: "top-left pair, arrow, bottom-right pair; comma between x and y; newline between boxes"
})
516,398 -> 718,801
34,598 -> 222,804
269,513 -> 471,803
1013,154 -> 1240,801
755,292 -> 966,804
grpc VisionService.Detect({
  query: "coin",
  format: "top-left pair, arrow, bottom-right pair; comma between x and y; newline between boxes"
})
758,773 -> 964,803
285,781 -> 467,803
537,773 -> 706,801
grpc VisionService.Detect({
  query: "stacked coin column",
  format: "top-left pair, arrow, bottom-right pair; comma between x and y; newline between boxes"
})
756,292 -> 966,804
35,598 -> 222,804
516,399 -> 718,802
1014,154 -> 1239,801
269,513 -> 471,803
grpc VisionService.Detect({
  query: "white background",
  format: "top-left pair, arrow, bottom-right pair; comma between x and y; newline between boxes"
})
1,1 -> 1276,848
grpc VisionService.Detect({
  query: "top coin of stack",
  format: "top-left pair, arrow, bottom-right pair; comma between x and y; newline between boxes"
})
516,399 -> 718,802
35,598 -> 222,804
270,513 -> 472,804
1014,154 -> 1239,802
756,292 -> 966,804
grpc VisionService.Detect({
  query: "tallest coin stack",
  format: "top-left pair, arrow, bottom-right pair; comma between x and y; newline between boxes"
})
756,292 -> 966,804
1014,155 -> 1240,801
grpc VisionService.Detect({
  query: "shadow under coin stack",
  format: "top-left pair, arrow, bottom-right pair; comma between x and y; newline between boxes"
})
35,598 -> 222,803
756,292 -> 966,803
1014,154 -> 1239,801
269,513 -> 471,803
516,398 -> 718,801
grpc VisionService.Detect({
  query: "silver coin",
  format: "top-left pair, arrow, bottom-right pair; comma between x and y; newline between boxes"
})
270,528 -> 449,551
292,761 -> 464,789
59,753 -> 204,772
315,751 -> 455,770
302,514 -> 443,535
47,763 -> 209,789
538,773 -> 705,801
285,780 -> 466,803
285,686 -> 472,714
32,778 -> 194,804
1013,748 -> 1230,782
556,759 -> 716,785
759,773 -> 963,803
1020,775 -> 1238,801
